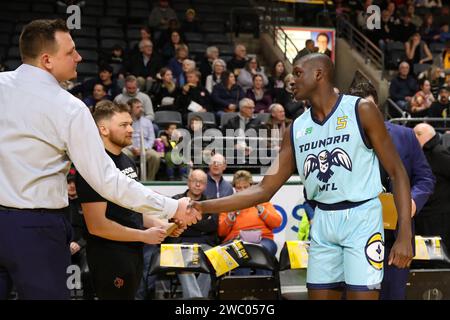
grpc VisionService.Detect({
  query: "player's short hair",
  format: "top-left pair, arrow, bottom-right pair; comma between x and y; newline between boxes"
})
19,19 -> 69,62
93,101 -> 130,124
232,170 -> 253,186
348,81 -> 379,105
125,75 -> 137,83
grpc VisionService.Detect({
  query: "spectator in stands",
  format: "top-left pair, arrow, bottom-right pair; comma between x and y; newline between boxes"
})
414,123 -> 450,252
420,66 -> 447,97
385,1 -> 400,25
438,23 -> 450,43
227,44 -> 248,77
274,73 -> 306,120
316,32 -> 332,58
127,40 -> 163,92
131,26 -> 153,55
114,75 -> 155,121
148,0 -> 178,31
205,59 -> 226,93
177,70 -> 211,122
246,74 -> 273,113
410,79 -> 436,117
389,61 -> 418,110
83,83 -> 110,113
419,14 -> 440,44
268,60 -> 287,98
167,44 -> 189,84
211,70 -> 245,116
433,5 -> 449,29
415,0 -> 442,8
181,8 -> 201,33
177,59 -> 196,87
264,103 -> 292,149
151,68 -> 180,111
162,30 -> 183,64
396,15 -> 417,43
199,46 -> 219,86
356,0 -> 374,30
406,3 -> 423,28
372,10 -> 396,52
122,98 -> 160,181
158,123 -> 188,180
188,115 -> 205,135
222,98 -> 263,133
405,33 -> 433,67
106,45 -> 126,79
237,57 -> 269,92
204,153 -> 233,199
428,86 -> 450,127
218,170 -> 282,275
167,169 -> 218,298
70,64 -> 120,100
293,40 -> 315,65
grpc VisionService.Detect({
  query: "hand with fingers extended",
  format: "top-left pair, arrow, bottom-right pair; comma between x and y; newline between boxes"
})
140,227 -> 167,245
389,235 -> 413,269
173,197 -> 202,226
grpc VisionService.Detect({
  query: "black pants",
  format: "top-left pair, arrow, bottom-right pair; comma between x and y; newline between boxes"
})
415,213 -> 450,254
87,241 -> 143,300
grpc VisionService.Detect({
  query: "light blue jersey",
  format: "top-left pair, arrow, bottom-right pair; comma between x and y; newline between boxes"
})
292,94 -> 382,205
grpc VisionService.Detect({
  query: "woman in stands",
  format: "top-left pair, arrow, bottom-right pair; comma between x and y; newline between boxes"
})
419,14 -> 440,44
405,33 -> 433,67
409,78 -> 436,117
150,68 -> 180,111
237,57 -> 268,91
218,170 -> 282,275
162,30 -> 184,64
205,59 -> 226,94
211,70 -> 245,118
245,74 -> 273,113
267,60 -> 287,98
273,73 -> 307,120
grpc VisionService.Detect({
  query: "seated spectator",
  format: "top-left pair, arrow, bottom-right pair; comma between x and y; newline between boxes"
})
158,123 -> 188,180
218,170 -> 282,275
246,74 -> 272,113
177,59 -> 196,88
177,70 -> 211,122
114,75 -> 155,121
405,33 -> 433,67
211,71 -> 245,116
148,0 -> 177,31
165,169 -> 217,298
205,153 -> 234,199
130,26 -> 153,55
396,15 -> 417,43
167,44 -> 189,84
406,3 -> 423,28
274,73 -> 306,119
386,1 -> 400,25
83,83 -> 110,113
70,64 -> 121,100
389,61 -> 418,110
373,10 -> 396,51
109,44 -> 125,66
427,86 -> 450,128
227,44 -> 249,77
410,79 -> 436,117
181,8 -> 201,33
356,0 -> 374,30
222,98 -> 263,133
237,57 -> 269,92
264,103 -> 292,149
419,66 -> 447,97
161,30 -> 183,64
439,23 -> 450,43
205,59 -> 226,93
157,18 -> 185,50
268,60 -> 287,98
199,46 -> 219,86
419,14 -> 440,44
122,99 -> 161,181
188,115 -> 205,135
150,68 -> 180,111
126,40 -> 163,92
415,0 -> 442,8
293,40 -> 315,65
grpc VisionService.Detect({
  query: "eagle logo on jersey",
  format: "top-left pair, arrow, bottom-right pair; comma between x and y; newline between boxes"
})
303,147 -> 352,183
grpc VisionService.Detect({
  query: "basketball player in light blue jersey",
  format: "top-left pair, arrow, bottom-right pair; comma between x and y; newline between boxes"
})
192,54 -> 413,300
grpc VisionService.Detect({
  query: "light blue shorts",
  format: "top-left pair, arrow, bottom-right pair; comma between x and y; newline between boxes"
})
306,197 -> 384,291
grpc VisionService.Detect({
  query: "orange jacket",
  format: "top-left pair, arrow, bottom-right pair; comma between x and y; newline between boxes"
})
218,202 -> 282,242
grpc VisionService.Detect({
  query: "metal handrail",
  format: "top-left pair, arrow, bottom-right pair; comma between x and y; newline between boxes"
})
336,15 -> 385,79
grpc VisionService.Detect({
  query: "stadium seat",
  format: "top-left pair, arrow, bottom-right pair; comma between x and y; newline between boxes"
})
0,22 -> 13,34
129,9 -> 149,19
3,59 -> 21,71
11,36 -> 20,46
126,28 -> 142,41
216,44 -> 234,56
255,113 -> 271,124
413,63 -> 432,75
100,39 -> 127,51
7,47 -> 20,59
78,16 -> 98,27
71,26 -> 97,39
0,46 -> 6,60
204,33 -> 229,45
188,42 -> 208,57
108,0 -> 127,8
77,62 -> 99,78
110,63 -> 124,76
187,112 -> 216,127
98,17 -> 121,28
154,111 -> 183,127
31,3 -> 54,13
74,37 -> 98,50
105,7 -> 127,17
99,28 -> 124,39
220,112 -> 238,127
201,23 -> 225,34
386,41 -> 406,69
184,32 -> 204,44
77,49 -> 98,63
129,0 -> 150,10
82,6 -> 103,17
430,43 -> 446,54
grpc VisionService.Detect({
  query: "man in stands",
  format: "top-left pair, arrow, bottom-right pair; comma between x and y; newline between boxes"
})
389,61 -> 418,110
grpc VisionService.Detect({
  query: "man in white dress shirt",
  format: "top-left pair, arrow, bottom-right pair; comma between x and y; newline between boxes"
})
0,19 -> 200,300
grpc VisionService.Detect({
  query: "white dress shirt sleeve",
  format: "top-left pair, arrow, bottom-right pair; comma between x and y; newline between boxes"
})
65,106 -> 178,218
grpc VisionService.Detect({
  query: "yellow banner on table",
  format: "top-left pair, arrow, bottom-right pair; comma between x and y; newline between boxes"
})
413,236 -> 443,260
286,241 -> 309,269
160,244 -> 199,268
205,241 -> 245,277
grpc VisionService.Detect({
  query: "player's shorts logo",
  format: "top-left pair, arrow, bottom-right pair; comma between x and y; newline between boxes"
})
365,232 -> 384,270
303,147 -> 352,183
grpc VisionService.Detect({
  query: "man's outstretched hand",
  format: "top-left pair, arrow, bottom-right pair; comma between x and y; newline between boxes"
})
173,197 -> 202,226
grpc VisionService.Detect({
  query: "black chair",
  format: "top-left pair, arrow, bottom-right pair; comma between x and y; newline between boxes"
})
154,111 -> 183,127
201,23 -> 225,34
77,62 -> 99,80
187,112 -> 216,127
129,0 -> 150,10
129,9 -> 149,19
77,49 -> 98,63
429,42 -> 445,54
75,37 -> 98,50
220,112 -> 238,128
100,39 -> 127,51
216,242 -> 280,300
3,59 -> 21,71
71,26 -> 97,39
31,3 -> 54,13
184,32 -> 204,44
204,33 -> 229,45
414,63 -> 432,76
98,17 -> 121,28
255,113 -> 271,125
126,28 -> 142,41
105,7 -> 127,17
108,0 -> 127,8
278,242 -> 308,300
82,6 -> 104,17
99,28 -> 124,39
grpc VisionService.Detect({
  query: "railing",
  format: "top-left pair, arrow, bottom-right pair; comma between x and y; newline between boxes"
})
336,15 -> 385,79
388,117 -> 450,131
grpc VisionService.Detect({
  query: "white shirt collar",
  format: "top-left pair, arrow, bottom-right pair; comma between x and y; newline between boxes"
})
16,63 -> 60,86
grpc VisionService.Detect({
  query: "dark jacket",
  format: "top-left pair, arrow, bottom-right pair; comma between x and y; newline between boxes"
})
222,114 -> 263,133
274,88 -> 306,120
389,75 -> 418,102
245,89 -> 273,113
126,53 -> 163,79
211,83 -> 245,112
169,191 -> 219,246
70,77 -> 121,100
176,84 -> 212,122
227,57 -> 248,74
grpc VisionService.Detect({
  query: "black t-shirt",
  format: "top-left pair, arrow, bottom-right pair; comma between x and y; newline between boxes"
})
76,150 -> 144,249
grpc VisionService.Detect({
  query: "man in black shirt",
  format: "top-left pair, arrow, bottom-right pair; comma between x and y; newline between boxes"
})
76,101 -> 184,299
